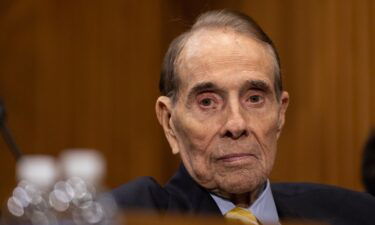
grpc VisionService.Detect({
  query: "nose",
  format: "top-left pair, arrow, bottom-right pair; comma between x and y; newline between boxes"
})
221,100 -> 248,139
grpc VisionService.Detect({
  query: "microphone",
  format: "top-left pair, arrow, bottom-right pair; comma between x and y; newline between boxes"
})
0,100 -> 23,161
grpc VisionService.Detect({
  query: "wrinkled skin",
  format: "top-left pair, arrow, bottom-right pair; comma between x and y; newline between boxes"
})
156,28 -> 289,202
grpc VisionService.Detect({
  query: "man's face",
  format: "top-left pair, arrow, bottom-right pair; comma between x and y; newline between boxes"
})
157,29 -> 288,195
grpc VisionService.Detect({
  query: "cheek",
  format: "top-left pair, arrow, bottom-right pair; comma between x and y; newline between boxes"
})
173,111 -> 221,151
250,105 -> 280,136
172,113 -> 223,186
248,109 -> 280,157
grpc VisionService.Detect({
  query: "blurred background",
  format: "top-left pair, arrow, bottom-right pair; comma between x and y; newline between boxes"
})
0,0 -> 374,206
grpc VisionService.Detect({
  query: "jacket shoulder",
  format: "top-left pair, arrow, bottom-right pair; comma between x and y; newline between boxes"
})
111,176 -> 168,211
272,182 -> 374,199
271,182 -> 375,225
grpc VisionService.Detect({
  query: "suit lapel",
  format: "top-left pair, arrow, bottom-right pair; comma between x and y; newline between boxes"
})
164,164 -> 222,215
271,184 -> 301,220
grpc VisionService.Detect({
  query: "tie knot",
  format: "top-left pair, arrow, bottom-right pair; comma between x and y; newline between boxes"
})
225,207 -> 260,225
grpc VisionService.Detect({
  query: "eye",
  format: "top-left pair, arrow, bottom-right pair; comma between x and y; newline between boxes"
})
245,93 -> 265,107
196,93 -> 220,110
249,95 -> 262,103
200,98 -> 213,107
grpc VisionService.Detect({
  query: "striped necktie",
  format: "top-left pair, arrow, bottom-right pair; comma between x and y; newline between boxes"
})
225,207 -> 261,225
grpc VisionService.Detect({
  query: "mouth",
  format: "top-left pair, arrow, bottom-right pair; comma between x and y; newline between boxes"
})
216,153 -> 256,163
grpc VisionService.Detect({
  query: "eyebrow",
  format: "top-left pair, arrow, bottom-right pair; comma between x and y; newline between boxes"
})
241,80 -> 272,94
186,79 -> 272,101
187,82 -> 222,100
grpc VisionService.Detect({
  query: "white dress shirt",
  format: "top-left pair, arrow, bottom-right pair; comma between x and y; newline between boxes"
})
210,180 -> 280,225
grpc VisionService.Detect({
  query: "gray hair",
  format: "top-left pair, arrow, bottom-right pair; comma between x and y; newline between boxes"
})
159,9 -> 282,102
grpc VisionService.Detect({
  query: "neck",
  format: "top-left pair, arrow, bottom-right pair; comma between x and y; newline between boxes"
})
211,182 -> 265,208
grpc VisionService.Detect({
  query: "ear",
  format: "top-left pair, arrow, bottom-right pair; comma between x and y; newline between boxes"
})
276,91 -> 289,139
155,96 -> 180,154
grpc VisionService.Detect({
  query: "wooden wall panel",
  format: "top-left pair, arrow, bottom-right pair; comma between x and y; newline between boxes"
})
0,0 -> 374,206
239,0 -> 375,190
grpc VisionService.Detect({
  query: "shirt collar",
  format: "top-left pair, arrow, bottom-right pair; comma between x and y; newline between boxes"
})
210,180 -> 280,225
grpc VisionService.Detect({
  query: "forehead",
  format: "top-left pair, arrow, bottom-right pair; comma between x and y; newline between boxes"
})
176,29 -> 275,91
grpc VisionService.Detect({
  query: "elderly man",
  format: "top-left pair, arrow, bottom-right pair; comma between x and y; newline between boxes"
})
113,10 -> 375,225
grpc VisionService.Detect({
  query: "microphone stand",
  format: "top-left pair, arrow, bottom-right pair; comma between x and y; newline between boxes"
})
0,100 -> 23,161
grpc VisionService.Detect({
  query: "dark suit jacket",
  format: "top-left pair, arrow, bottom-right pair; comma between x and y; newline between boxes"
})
112,164 -> 375,225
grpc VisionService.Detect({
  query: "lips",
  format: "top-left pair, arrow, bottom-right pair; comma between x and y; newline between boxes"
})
217,153 -> 256,163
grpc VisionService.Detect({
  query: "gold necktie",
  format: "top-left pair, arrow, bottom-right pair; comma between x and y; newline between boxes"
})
225,207 -> 260,225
